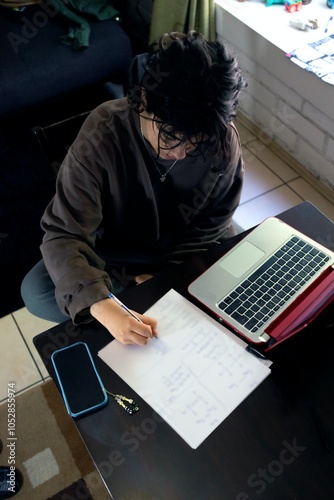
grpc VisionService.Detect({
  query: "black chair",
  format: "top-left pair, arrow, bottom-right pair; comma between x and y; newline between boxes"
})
30,77 -> 127,176
32,112 -> 90,176
31,55 -> 148,176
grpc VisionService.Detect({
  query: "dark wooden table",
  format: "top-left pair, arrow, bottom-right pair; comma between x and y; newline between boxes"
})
34,202 -> 334,499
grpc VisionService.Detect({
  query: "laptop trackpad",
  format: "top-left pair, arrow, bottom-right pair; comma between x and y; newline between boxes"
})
219,242 -> 265,278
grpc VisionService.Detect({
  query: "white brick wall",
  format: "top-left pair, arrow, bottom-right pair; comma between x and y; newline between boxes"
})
216,3 -> 334,194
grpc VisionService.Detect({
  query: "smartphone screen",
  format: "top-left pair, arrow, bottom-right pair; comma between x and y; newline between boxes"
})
51,342 -> 108,418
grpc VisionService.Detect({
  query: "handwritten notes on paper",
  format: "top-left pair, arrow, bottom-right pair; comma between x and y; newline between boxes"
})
98,289 -> 271,449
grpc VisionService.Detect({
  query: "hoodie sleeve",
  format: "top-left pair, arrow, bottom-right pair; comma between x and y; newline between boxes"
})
41,145 -> 113,323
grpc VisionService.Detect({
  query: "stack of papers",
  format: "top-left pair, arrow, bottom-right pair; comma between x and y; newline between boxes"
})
98,289 -> 271,449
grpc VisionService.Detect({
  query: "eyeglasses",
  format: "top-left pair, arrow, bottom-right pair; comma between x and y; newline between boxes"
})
157,122 -> 209,154
141,114 -> 212,157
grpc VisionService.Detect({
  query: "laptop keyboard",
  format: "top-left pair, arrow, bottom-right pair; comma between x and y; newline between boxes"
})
218,236 -> 330,334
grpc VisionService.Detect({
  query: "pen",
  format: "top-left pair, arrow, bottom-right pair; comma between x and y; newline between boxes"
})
324,15 -> 333,34
108,292 -> 143,322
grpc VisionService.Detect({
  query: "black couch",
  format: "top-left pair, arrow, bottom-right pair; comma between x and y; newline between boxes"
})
0,2 -> 134,317
0,2 -> 133,121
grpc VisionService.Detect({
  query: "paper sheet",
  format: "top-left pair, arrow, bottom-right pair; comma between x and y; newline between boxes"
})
98,289 -> 271,449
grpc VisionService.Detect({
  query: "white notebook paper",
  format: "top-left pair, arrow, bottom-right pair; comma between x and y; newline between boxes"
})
98,289 -> 271,449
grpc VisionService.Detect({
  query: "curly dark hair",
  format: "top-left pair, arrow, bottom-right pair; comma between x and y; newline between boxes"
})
128,31 -> 247,157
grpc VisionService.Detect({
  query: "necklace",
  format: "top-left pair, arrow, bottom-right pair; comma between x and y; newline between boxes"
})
155,158 -> 178,183
140,123 -> 178,182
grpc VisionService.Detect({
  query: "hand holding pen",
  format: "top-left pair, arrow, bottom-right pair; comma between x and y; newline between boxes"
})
90,293 -> 158,345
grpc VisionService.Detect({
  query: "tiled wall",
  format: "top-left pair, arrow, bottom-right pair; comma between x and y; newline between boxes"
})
216,2 -> 334,196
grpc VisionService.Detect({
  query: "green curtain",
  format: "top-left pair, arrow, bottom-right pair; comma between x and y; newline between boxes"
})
149,0 -> 216,44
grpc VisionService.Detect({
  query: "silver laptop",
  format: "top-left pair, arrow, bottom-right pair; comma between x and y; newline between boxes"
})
188,217 -> 334,349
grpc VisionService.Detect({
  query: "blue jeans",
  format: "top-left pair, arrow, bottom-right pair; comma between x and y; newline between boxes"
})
21,259 -> 69,323
21,259 -> 127,323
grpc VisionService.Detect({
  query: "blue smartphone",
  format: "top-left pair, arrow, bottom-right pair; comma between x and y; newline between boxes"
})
51,342 -> 108,418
